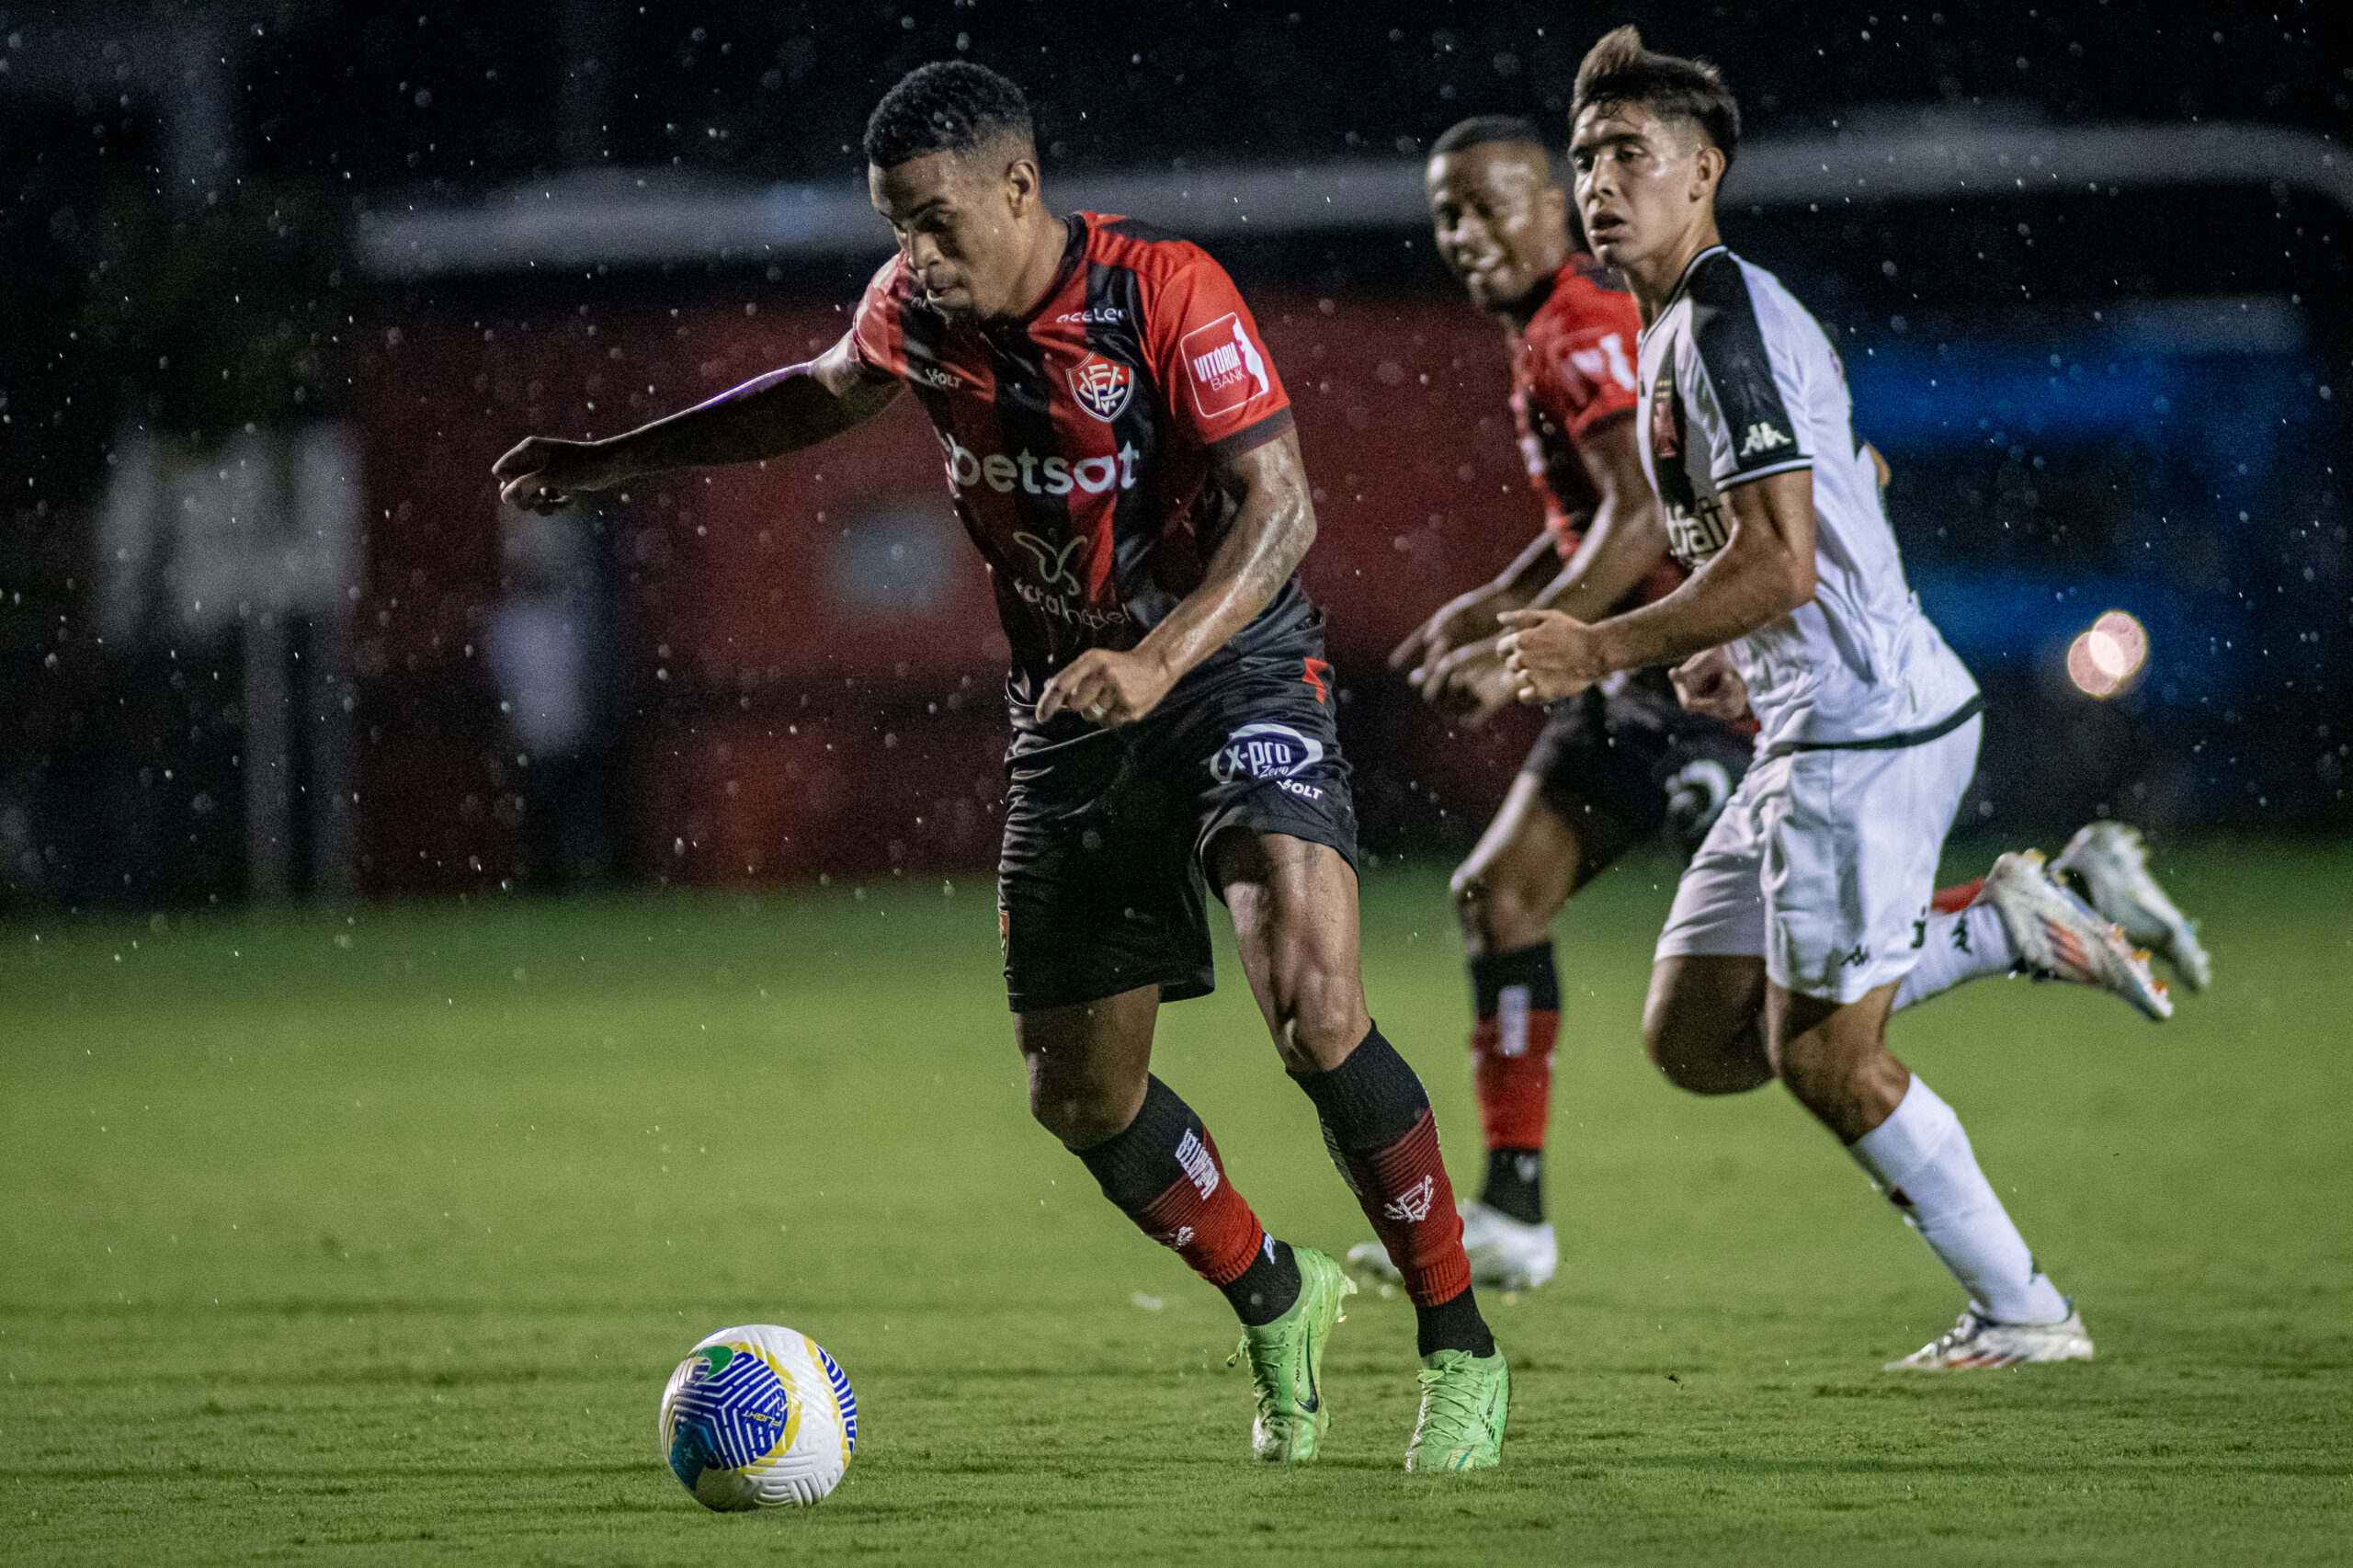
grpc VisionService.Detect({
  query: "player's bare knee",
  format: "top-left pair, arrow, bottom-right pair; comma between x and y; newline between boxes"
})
1265,963 -> 1369,1075
1026,1073 -> 1130,1151
1452,864 -> 1548,957
1643,1005 -> 1771,1096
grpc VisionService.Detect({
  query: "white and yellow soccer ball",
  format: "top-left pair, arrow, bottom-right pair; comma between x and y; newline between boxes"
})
658,1324 -> 858,1509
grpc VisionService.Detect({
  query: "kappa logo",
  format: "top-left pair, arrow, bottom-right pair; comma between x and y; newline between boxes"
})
1065,354 -> 1135,422
1180,312 -> 1270,418
1383,1173 -> 1437,1224
1211,722 -> 1325,800
1174,1129 -> 1220,1200
1738,421 -> 1792,458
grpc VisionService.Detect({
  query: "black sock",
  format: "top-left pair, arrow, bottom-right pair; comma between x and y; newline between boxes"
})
1480,1146 -> 1545,1226
1416,1285 -> 1496,1358
1222,1237 -> 1302,1326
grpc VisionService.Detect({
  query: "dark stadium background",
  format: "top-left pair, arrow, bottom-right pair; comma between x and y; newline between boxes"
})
2,0 -> 2345,909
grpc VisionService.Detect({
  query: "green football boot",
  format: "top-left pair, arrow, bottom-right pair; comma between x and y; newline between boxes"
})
1404,1347 -> 1509,1471
1231,1245 -> 1356,1462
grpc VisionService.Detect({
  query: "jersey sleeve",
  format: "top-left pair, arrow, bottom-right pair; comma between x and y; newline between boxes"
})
1528,283 -> 1643,446
1685,257 -> 1813,488
1140,247 -> 1294,465
847,256 -> 911,380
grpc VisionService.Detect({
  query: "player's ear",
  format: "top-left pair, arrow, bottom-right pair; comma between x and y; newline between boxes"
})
1538,179 -> 1569,235
1002,153 -> 1041,217
1692,142 -> 1725,203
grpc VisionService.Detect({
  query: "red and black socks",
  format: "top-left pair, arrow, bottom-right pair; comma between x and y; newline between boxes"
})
1302,1027 -> 1495,1358
1468,943 -> 1559,1226
1075,1075 -> 1302,1325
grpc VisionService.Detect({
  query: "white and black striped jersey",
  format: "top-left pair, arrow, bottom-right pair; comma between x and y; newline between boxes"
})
1634,245 -> 1977,749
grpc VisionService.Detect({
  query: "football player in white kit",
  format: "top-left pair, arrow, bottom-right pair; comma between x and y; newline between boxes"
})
1499,26 -> 2157,1369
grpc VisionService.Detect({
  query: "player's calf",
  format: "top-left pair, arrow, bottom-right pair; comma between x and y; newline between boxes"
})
1302,1028 -> 1494,1358
1074,1075 -> 1305,1326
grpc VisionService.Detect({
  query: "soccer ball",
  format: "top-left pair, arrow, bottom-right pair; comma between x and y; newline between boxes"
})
658,1324 -> 858,1509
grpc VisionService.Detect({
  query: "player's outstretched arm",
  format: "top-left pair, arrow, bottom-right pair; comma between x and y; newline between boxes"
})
1498,468 -> 1815,702
1036,430 -> 1315,728
491,329 -> 900,514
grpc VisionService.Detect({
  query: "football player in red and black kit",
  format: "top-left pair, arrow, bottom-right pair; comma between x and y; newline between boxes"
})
492,63 -> 1507,1471
1353,116 -> 1755,1294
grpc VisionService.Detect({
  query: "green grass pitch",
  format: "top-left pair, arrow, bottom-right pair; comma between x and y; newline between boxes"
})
5,843 -> 2348,1565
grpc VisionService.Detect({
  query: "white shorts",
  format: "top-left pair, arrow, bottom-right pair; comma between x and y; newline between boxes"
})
1654,715 -> 1981,1004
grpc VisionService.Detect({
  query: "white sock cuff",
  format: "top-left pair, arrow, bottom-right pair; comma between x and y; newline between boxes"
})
1847,1075 -> 1961,1193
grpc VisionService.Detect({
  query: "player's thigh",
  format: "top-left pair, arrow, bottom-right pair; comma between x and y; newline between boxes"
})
997,738 -> 1217,1017
1761,719 -> 1980,1006
1451,772 -> 1626,957
1645,763 -> 1774,1091
1211,828 -> 1371,1074
1013,983 -> 1164,1151
1643,953 -> 1773,1094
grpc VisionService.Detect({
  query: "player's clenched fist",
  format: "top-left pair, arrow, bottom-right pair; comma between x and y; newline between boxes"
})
491,436 -> 617,515
1035,647 -> 1178,729
1668,645 -> 1751,722
1496,608 -> 1608,703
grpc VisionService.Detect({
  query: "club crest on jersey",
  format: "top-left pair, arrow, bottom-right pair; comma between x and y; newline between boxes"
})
1065,354 -> 1134,422
1649,365 -> 1681,463
1180,312 -> 1270,418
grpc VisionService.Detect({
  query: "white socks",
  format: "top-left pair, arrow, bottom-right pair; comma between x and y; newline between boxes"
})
1847,1076 -> 2069,1324
1891,903 -> 2015,1012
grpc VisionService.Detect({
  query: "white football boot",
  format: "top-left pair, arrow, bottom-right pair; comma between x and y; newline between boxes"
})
1978,850 -> 2173,1020
2051,822 -> 2212,992
1885,1303 -> 2095,1370
1345,1200 -> 1558,1292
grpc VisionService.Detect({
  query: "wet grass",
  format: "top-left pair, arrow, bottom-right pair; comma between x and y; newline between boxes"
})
4,842 -> 2348,1564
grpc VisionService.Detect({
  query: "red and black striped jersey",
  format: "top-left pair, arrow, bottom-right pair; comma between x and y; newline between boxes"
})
850,211 -> 1310,734
1508,254 -> 1679,606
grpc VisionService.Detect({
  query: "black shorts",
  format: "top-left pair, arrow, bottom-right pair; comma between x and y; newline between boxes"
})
997,663 -> 1358,1014
1524,666 -> 1754,857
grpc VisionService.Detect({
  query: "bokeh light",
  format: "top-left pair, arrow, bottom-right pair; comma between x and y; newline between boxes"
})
2065,609 -> 2150,698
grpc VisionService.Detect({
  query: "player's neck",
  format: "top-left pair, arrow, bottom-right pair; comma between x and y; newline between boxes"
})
995,210 -> 1071,323
1624,212 -> 1722,324
1496,244 -> 1568,332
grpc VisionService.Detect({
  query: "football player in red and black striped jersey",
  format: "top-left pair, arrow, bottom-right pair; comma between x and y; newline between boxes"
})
1359,115 -> 1754,1294
493,62 -> 1507,1470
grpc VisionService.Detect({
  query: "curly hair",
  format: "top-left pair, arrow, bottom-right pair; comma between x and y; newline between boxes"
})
1571,26 -> 1740,171
863,61 -> 1035,170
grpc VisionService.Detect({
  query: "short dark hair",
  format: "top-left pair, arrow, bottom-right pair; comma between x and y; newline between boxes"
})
1429,115 -> 1547,160
1571,26 -> 1740,172
863,61 -> 1035,170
